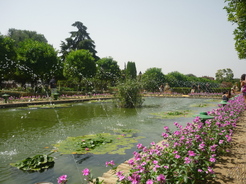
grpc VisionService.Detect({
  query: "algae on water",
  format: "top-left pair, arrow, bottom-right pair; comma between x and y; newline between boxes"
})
150,110 -> 192,119
53,131 -> 144,155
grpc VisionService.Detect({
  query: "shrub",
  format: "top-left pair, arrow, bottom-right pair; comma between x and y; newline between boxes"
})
115,80 -> 144,108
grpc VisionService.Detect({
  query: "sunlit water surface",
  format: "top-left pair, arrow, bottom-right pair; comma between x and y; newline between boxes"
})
0,97 -> 218,184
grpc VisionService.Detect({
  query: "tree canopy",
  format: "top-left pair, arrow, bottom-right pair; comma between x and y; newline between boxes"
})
141,67 -> 165,92
16,39 -> 59,84
60,21 -> 99,60
125,61 -> 137,80
0,34 -> 17,80
63,49 -> 96,82
224,0 -> 246,59
8,28 -> 47,46
215,68 -> 234,82
96,57 -> 121,87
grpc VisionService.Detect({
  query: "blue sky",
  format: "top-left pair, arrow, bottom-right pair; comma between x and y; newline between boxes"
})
0,0 -> 245,78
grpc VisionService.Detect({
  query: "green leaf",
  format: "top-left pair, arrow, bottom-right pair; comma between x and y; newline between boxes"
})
10,153 -> 55,172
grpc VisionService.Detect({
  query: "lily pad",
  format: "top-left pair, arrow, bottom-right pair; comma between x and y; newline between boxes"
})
10,153 -> 54,172
150,110 -> 192,119
53,132 -> 144,155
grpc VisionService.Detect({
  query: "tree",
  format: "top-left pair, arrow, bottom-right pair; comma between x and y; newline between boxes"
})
126,61 -> 137,80
141,68 -> 165,92
166,71 -> 189,87
60,21 -> 99,60
16,39 -> 59,85
0,34 -> 17,82
63,49 -> 96,83
215,68 -> 234,82
96,57 -> 121,89
224,0 -> 246,59
8,28 -> 47,46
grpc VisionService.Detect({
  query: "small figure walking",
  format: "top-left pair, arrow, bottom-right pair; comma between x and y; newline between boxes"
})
49,76 -> 57,98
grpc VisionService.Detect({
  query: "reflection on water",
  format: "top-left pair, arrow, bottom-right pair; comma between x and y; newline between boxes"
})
0,97 -> 218,184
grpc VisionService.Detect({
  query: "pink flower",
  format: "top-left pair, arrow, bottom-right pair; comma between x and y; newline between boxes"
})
210,144 -> 218,152
199,142 -> 205,150
146,179 -> 154,184
209,157 -> 216,162
157,174 -> 166,182
226,135 -> 232,142
57,175 -> 67,184
127,173 -> 140,184
152,160 -> 158,164
137,143 -> 143,149
175,154 -> 181,159
116,171 -> 125,181
173,131 -> 181,136
82,168 -> 90,176
163,126 -> 169,132
219,140 -> 224,144
162,132 -> 169,138
105,160 -> 115,167
188,150 -> 196,156
150,141 -> 156,145
206,167 -> 214,174
184,157 -> 192,164
128,159 -> 135,165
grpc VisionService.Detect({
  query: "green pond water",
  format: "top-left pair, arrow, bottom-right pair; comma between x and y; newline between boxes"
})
0,97 -> 219,184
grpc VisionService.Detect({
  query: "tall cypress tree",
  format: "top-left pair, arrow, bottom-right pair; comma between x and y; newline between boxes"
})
126,61 -> 137,79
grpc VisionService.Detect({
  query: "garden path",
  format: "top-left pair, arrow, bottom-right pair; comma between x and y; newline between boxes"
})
210,110 -> 246,184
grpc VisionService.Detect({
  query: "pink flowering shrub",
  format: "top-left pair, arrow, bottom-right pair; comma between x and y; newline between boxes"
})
115,95 -> 245,183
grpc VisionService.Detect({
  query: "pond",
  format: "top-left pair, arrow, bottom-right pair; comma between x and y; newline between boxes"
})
0,97 -> 219,184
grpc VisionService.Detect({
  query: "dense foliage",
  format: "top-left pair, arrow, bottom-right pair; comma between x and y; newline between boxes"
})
115,80 -> 144,108
8,28 -> 48,46
96,57 -> 121,89
141,67 -> 165,92
60,21 -> 99,60
224,0 -> 246,59
126,61 -> 137,79
0,35 -> 17,81
63,49 -> 96,80
16,39 -> 59,84
215,68 -> 234,82
0,21 -> 236,93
